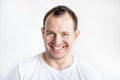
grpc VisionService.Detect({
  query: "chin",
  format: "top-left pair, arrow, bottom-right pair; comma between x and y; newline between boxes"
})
51,55 -> 65,60
47,51 -> 66,60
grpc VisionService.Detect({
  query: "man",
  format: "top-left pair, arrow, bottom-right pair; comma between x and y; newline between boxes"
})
6,5 -> 102,80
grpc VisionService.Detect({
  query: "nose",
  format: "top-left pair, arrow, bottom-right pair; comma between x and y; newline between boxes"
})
53,35 -> 62,45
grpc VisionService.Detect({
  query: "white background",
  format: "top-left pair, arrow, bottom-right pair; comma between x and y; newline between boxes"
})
0,0 -> 120,80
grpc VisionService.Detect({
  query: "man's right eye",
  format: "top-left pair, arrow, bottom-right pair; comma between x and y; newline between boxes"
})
46,32 -> 54,35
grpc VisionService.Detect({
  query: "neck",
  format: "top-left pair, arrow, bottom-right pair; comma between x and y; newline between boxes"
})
42,52 -> 73,70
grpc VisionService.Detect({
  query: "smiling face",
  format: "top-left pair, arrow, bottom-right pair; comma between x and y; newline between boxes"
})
42,13 -> 79,60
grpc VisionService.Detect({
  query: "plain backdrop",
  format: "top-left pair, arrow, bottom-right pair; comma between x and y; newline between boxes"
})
0,0 -> 120,80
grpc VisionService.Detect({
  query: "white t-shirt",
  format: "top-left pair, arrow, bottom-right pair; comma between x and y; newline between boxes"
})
5,53 -> 102,80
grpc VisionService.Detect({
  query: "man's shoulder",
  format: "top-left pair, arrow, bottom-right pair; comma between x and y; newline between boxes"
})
74,56 -> 90,67
5,53 -> 43,79
18,53 -> 43,74
74,56 -> 97,72
74,56 -> 102,80
19,53 -> 42,67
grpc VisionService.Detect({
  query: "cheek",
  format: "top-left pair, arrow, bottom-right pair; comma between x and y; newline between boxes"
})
44,36 -> 53,43
64,38 -> 74,46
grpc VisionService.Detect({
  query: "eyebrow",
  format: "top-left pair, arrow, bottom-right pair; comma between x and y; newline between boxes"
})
46,30 -> 74,34
46,30 -> 71,34
46,30 -> 54,33
63,31 -> 71,33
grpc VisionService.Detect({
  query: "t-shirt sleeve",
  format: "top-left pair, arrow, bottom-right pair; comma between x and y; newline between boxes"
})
5,65 -> 20,80
85,65 -> 102,80
80,62 -> 103,80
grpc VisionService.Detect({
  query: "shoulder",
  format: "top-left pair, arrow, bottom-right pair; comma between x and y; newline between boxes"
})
5,65 -> 20,80
19,53 -> 42,68
18,53 -> 43,77
74,57 -> 94,71
5,53 -> 43,80
74,57 -> 102,80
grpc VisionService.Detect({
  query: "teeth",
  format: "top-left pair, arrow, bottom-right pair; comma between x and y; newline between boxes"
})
51,46 -> 64,50
54,47 -> 62,50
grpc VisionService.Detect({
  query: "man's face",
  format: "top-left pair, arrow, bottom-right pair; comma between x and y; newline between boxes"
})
42,13 -> 79,60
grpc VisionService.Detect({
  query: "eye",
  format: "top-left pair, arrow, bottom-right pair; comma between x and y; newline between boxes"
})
63,33 -> 69,37
47,32 -> 52,35
46,32 -> 54,36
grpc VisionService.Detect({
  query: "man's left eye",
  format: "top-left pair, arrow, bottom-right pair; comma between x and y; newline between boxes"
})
63,34 -> 69,37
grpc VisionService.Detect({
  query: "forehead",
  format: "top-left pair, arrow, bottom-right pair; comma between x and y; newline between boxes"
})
44,13 -> 74,32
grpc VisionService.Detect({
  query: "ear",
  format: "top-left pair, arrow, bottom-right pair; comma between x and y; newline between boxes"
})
74,29 -> 80,40
41,27 -> 45,39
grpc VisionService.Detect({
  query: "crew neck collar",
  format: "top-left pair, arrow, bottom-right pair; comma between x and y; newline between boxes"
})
40,53 -> 75,72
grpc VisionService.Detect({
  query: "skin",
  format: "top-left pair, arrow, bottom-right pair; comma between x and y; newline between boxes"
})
41,13 -> 80,70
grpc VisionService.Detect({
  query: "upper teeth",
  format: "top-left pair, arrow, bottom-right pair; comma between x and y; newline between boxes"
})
52,46 -> 63,50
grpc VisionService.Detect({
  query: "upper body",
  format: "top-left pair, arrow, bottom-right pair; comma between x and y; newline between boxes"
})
5,5 -> 102,80
5,53 -> 102,80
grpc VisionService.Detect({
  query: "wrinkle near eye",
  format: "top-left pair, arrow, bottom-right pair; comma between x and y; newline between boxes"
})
46,30 -> 55,36
62,33 -> 69,37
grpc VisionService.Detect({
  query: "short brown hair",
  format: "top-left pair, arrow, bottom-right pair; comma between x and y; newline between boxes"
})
43,5 -> 78,31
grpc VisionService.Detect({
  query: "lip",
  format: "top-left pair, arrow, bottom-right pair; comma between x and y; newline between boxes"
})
50,45 -> 65,52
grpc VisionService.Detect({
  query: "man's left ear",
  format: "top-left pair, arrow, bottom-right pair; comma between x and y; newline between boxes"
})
74,29 -> 80,39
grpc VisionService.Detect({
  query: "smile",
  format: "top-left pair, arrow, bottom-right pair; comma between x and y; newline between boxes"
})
50,46 -> 65,51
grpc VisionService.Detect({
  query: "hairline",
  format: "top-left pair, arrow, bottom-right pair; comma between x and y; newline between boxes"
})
43,6 -> 78,31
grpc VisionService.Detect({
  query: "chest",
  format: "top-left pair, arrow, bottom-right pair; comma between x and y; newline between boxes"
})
29,66 -> 82,80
